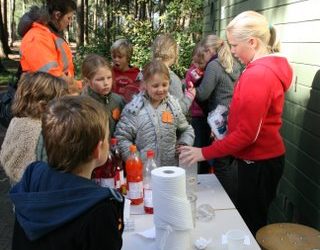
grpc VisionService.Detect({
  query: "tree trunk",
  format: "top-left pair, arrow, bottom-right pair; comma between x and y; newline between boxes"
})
93,0 -> 97,33
76,0 -> 84,46
9,0 -> 15,46
134,0 -> 138,19
0,0 -> 11,55
85,0 -> 89,44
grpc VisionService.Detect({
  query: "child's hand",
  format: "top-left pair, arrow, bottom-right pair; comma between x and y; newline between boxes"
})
186,81 -> 194,89
176,143 -> 187,156
185,81 -> 196,100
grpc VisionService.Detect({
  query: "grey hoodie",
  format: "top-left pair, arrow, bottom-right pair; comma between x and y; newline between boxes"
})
196,58 -> 241,112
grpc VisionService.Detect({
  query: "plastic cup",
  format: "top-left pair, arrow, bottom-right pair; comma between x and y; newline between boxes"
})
123,198 -> 135,231
179,163 -> 198,195
226,229 -> 246,250
187,193 -> 197,228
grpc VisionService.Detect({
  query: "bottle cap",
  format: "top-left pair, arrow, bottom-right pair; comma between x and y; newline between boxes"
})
129,144 -> 137,153
111,138 -> 117,145
147,150 -> 154,158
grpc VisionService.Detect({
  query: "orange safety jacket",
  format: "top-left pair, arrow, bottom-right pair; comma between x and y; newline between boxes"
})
20,22 -> 75,78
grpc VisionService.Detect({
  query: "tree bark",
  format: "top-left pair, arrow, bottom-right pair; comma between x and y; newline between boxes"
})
85,0 -> 89,44
10,0 -> 16,45
76,0 -> 85,46
0,0 -> 11,56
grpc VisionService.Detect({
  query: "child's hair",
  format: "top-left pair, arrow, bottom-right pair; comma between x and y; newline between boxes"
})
12,72 -> 68,119
82,54 -> 112,82
111,39 -> 133,62
201,34 -> 234,73
42,95 -> 109,172
143,59 -> 170,83
152,33 -> 178,65
226,10 -> 280,53
192,43 -> 207,69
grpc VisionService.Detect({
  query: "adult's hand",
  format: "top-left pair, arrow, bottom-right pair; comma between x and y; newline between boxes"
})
178,145 -> 205,165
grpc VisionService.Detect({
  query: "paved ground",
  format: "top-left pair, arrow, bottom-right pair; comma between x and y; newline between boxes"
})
0,124 -> 14,250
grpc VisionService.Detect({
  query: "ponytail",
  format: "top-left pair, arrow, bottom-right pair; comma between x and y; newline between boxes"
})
268,26 -> 280,53
217,41 -> 234,73
227,11 -> 281,54
202,34 -> 234,74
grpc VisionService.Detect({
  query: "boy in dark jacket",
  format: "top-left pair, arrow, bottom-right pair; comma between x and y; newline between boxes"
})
10,96 -> 124,250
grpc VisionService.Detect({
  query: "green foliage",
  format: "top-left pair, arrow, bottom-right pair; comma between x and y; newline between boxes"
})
74,0 -> 204,79
121,15 -> 156,70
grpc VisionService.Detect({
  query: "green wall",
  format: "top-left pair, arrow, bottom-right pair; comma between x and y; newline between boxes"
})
203,0 -> 320,229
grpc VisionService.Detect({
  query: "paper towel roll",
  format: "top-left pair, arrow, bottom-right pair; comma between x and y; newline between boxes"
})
152,166 -> 193,250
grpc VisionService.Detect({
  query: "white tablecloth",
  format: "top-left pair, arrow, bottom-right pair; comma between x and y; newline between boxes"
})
122,174 -> 261,250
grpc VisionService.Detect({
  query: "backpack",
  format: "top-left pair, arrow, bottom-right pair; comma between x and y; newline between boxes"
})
0,64 -> 22,128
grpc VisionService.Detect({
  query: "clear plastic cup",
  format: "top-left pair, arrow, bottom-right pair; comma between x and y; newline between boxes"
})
187,193 -> 197,228
226,229 -> 246,250
179,163 -> 198,195
196,204 -> 215,222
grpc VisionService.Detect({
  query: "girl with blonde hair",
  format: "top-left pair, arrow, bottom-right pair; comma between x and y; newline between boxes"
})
151,33 -> 195,115
81,54 -> 125,138
180,11 -> 293,235
190,34 -> 240,195
195,34 -> 240,113
0,72 -> 68,184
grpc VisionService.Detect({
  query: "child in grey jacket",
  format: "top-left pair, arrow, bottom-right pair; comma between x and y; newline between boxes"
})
115,60 -> 194,166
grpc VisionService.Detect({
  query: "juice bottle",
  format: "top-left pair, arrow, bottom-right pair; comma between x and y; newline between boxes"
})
111,138 -> 126,194
94,152 -> 116,188
143,150 -> 157,214
125,144 -> 143,205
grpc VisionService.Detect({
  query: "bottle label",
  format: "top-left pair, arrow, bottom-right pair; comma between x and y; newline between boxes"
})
115,172 -> 120,189
100,178 -> 115,188
119,170 -> 125,185
115,170 -> 125,189
128,181 -> 143,199
143,188 -> 153,208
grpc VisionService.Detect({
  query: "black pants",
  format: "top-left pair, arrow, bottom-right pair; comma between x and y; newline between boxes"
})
191,117 -> 212,174
236,155 -> 284,236
214,156 -> 238,204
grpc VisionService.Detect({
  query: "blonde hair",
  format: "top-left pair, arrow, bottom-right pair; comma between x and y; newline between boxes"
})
111,38 -> 133,61
226,10 -> 280,53
152,33 -> 178,65
82,54 -> 112,83
12,72 -> 68,119
143,59 -> 170,83
201,34 -> 234,73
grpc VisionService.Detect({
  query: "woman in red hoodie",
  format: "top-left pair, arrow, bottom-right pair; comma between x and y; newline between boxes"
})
179,11 -> 293,235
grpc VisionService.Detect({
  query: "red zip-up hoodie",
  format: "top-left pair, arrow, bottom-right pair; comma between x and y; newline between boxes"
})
112,66 -> 140,103
202,55 -> 293,161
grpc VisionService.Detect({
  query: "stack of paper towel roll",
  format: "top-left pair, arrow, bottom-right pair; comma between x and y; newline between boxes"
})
152,166 -> 193,250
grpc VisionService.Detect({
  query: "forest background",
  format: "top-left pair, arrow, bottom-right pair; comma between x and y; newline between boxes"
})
0,0 -> 204,83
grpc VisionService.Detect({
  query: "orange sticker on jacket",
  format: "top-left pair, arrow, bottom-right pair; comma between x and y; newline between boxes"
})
112,108 -> 121,121
162,111 -> 174,124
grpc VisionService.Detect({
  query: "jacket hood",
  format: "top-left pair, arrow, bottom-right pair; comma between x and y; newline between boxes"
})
10,161 -> 122,241
248,55 -> 293,92
17,6 -> 42,37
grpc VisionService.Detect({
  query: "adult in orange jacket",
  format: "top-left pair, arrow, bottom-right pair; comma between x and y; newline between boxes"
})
18,0 -> 79,90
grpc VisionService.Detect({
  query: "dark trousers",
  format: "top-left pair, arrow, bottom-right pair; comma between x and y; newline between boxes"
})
236,155 -> 284,236
191,116 -> 212,174
214,156 -> 238,204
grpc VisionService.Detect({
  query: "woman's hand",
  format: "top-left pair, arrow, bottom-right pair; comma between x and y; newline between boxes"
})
178,145 -> 205,165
